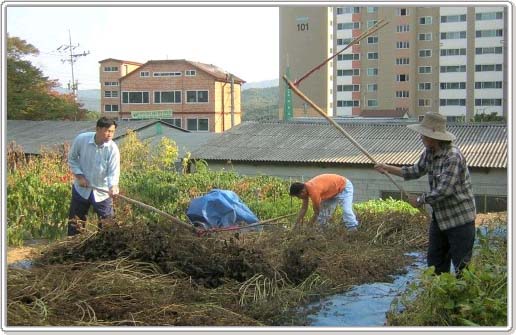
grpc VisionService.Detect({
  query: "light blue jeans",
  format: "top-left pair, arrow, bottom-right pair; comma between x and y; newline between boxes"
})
317,180 -> 359,229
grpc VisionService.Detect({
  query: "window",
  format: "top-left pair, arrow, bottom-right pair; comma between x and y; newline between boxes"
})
475,47 -> 503,54
153,72 -> 182,77
104,81 -> 119,86
396,74 -> 409,82
154,91 -> 182,104
367,52 -> 379,60
440,99 -> 466,106
338,7 -> 360,14
140,71 -> 150,77
367,20 -> 378,28
476,29 -> 503,38
187,118 -> 209,131
441,31 -> 466,39
338,22 -> 360,30
167,118 -> 182,128
419,16 -> 432,24
440,65 -> 466,73
337,100 -> 360,107
475,81 -> 503,89
441,14 -> 467,23
122,91 -> 150,104
337,84 -> 360,92
440,48 -> 466,56
367,99 -> 378,107
367,68 -> 378,76
418,83 -> 431,90
104,90 -> 118,98
338,53 -> 360,61
367,83 -> 378,92
185,70 -> 196,76
396,90 -> 409,98
367,36 -> 378,44
419,66 -> 432,74
396,58 -> 410,65
475,64 -> 503,72
396,41 -> 410,49
337,69 -> 360,76
103,66 -> 119,72
396,24 -> 410,32
419,33 -> 432,41
337,38 -> 354,46
418,99 -> 431,107
476,11 -> 503,20
367,7 -> 377,13
397,8 -> 409,16
475,99 -> 502,106
186,90 -> 209,103
440,82 -> 466,89
104,104 -> 119,112
419,49 -> 432,57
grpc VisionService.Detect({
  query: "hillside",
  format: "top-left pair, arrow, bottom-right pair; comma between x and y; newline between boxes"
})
241,86 -> 279,121
52,87 -> 100,112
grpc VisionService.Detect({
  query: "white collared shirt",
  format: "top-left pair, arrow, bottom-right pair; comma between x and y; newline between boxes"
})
68,132 -> 120,202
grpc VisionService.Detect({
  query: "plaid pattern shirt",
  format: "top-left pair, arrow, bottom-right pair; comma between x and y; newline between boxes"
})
401,144 -> 476,230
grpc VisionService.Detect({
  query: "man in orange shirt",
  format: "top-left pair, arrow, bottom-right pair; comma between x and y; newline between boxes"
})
289,174 -> 359,230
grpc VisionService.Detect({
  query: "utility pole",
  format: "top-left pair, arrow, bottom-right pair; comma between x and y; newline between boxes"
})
57,29 -> 89,120
230,74 -> 235,128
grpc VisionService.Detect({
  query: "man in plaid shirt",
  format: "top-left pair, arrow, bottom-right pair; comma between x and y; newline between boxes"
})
374,112 -> 476,274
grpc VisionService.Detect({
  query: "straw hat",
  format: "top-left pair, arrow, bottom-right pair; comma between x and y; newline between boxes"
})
407,112 -> 456,141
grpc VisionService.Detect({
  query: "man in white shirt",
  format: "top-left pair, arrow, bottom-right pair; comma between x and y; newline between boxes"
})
67,117 -> 120,236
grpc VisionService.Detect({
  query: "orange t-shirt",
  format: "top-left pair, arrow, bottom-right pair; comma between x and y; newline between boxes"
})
305,174 -> 347,209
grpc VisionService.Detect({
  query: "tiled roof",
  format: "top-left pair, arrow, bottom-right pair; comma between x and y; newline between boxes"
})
98,58 -> 143,66
126,59 -> 245,83
190,121 -> 507,169
360,109 -> 408,118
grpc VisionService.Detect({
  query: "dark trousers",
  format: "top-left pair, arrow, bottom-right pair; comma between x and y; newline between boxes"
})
67,185 -> 114,236
427,213 -> 475,275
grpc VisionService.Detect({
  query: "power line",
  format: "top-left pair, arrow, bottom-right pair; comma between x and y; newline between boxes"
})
57,29 -> 90,119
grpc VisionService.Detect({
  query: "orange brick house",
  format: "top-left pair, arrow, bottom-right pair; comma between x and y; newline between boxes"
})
99,58 -> 245,132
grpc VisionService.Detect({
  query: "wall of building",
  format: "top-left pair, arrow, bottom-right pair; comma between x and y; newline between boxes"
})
200,161 -> 507,208
280,5 -> 508,120
214,81 -> 242,132
279,6 -> 331,119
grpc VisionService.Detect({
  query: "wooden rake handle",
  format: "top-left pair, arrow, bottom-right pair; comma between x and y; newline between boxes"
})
90,186 -> 199,233
283,76 -> 410,199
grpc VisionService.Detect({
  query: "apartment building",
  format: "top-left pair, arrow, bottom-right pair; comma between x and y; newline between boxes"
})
279,5 -> 508,121
99,58 -> 244,132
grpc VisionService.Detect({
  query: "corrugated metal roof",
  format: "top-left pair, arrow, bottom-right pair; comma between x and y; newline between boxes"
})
6,120 -> 188,154
190,121 -> 507,169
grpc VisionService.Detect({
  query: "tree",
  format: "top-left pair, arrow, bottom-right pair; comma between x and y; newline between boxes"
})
7,34 -> 85,120
471,112 -> 505,123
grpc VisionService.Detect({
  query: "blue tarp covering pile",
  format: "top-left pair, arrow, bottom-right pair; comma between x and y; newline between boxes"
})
186,189 -> 259,229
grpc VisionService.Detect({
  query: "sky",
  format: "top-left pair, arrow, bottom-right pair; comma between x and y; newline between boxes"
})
6,5 -> 279,90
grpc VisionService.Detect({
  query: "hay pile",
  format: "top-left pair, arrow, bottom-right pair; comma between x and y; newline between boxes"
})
7,212 -> 428,326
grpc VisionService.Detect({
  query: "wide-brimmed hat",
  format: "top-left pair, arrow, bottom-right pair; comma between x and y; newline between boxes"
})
407,112 -> 456,141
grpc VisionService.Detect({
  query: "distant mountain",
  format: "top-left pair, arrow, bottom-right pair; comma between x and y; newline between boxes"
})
242,86 -> 279,121
53,87 -> 101,112
242,79 -> 279,90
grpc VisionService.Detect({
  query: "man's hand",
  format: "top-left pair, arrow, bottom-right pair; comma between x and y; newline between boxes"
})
76,175 -> 89,187
374,163 -> 388,174
407,194 -> 420,208
109,185 -> 119,197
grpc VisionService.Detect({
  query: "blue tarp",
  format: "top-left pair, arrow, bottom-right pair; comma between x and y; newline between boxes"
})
186,189 -> 259,229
